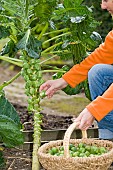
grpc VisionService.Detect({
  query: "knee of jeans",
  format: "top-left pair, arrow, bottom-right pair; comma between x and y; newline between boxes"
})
88,64 -> 104,81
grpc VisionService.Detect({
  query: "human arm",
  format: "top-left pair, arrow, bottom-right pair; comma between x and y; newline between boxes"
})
63,30 -> 113,122
86,83 -> 113,121
40,30 -> 113,121
63,30 -> 113,87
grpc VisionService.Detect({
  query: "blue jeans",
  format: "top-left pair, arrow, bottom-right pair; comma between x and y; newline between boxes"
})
88,64 -> 113,139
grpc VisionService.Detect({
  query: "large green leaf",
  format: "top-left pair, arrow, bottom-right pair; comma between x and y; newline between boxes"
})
34,0 -> 57,22
16,29 -> 42,58
0,26 -> 10,39
0,96 -> 24,147
0,40 -> 17,57
62,84 -> 83,95
63,0 -> 84,8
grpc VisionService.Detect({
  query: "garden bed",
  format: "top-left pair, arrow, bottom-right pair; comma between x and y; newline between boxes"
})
2,103 -> 98,170
0,66 -> 112,170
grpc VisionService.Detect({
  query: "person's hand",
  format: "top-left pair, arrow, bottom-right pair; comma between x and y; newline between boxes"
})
73,108 -> 95,130
39,78 -> 68,98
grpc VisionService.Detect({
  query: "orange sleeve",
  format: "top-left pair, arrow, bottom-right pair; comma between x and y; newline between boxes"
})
62,30 -> 113,121
86,83 -> 113,121
62,30 -> 113,88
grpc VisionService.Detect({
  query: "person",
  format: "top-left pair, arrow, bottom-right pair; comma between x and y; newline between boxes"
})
39,0 -> 113,140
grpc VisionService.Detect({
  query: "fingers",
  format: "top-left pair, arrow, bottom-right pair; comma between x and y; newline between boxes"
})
72,119 -> 89,130
39,78 -> 68,99
46,87 -> 56,98
79,117 -> 94,130
79,121 -> 90,131
39,82 -> 50,92
72,117 -> 81,129
72,109 -> 94,131
39,81 -> 56,98
72,114 -> 82,123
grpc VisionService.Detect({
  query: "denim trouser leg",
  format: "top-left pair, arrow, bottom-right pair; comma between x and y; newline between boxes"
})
88,64 -> 113,139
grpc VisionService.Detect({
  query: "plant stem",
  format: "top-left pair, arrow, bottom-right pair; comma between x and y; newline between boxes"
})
45,50 -> 71,55
32,111 -> 41,170
9,35 -> 17,43
42,31 -> 71,45
43,28 -> 69,36
0,72 -> 21,91
42,70 -> 65,73
25,0 -> 29,20
41,50 -> 71,58
26,29 -> 31,43
41,42 -> 63,54
27,15 -> 35,27
31,21 -> 40,32
17,0 -> 21,6
40,55 -> 58,64
0,56 -> 22,67
38,22 -> 48,40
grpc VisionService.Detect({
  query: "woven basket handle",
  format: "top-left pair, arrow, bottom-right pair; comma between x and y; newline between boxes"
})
63,121 -> 87,158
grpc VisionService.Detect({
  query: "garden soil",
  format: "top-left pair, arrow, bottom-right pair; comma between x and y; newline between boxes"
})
0,65 -> 113,170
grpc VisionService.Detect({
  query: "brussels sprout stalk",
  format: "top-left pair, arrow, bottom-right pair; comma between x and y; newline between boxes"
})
21,53 -> 44,170
32,111 -> 42,170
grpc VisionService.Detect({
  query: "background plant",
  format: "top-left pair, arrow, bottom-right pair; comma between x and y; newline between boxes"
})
0,0 -> 102,169
84,0 -> 113,40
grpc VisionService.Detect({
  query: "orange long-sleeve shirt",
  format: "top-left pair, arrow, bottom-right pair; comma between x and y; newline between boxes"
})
62,30 -> 113,121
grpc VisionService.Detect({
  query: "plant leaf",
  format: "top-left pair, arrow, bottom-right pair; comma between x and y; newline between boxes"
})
63,84 -> 83,95
0,96 -> 24,147
0,40 -> 17,57
34,0 -> 57,22
0,26 -> 10,39
16,30 -> 42,58
0,150 -> 5,168
70,16 -> 86,23
63,0 -> 84,8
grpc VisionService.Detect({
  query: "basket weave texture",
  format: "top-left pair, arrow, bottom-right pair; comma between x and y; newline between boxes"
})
38,122 -> 113,170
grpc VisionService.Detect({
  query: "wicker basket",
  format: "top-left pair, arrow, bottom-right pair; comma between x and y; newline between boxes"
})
38,122 -> 113,170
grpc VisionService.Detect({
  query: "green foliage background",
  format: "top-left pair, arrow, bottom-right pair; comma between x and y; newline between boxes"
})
84,0 -> 113,40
